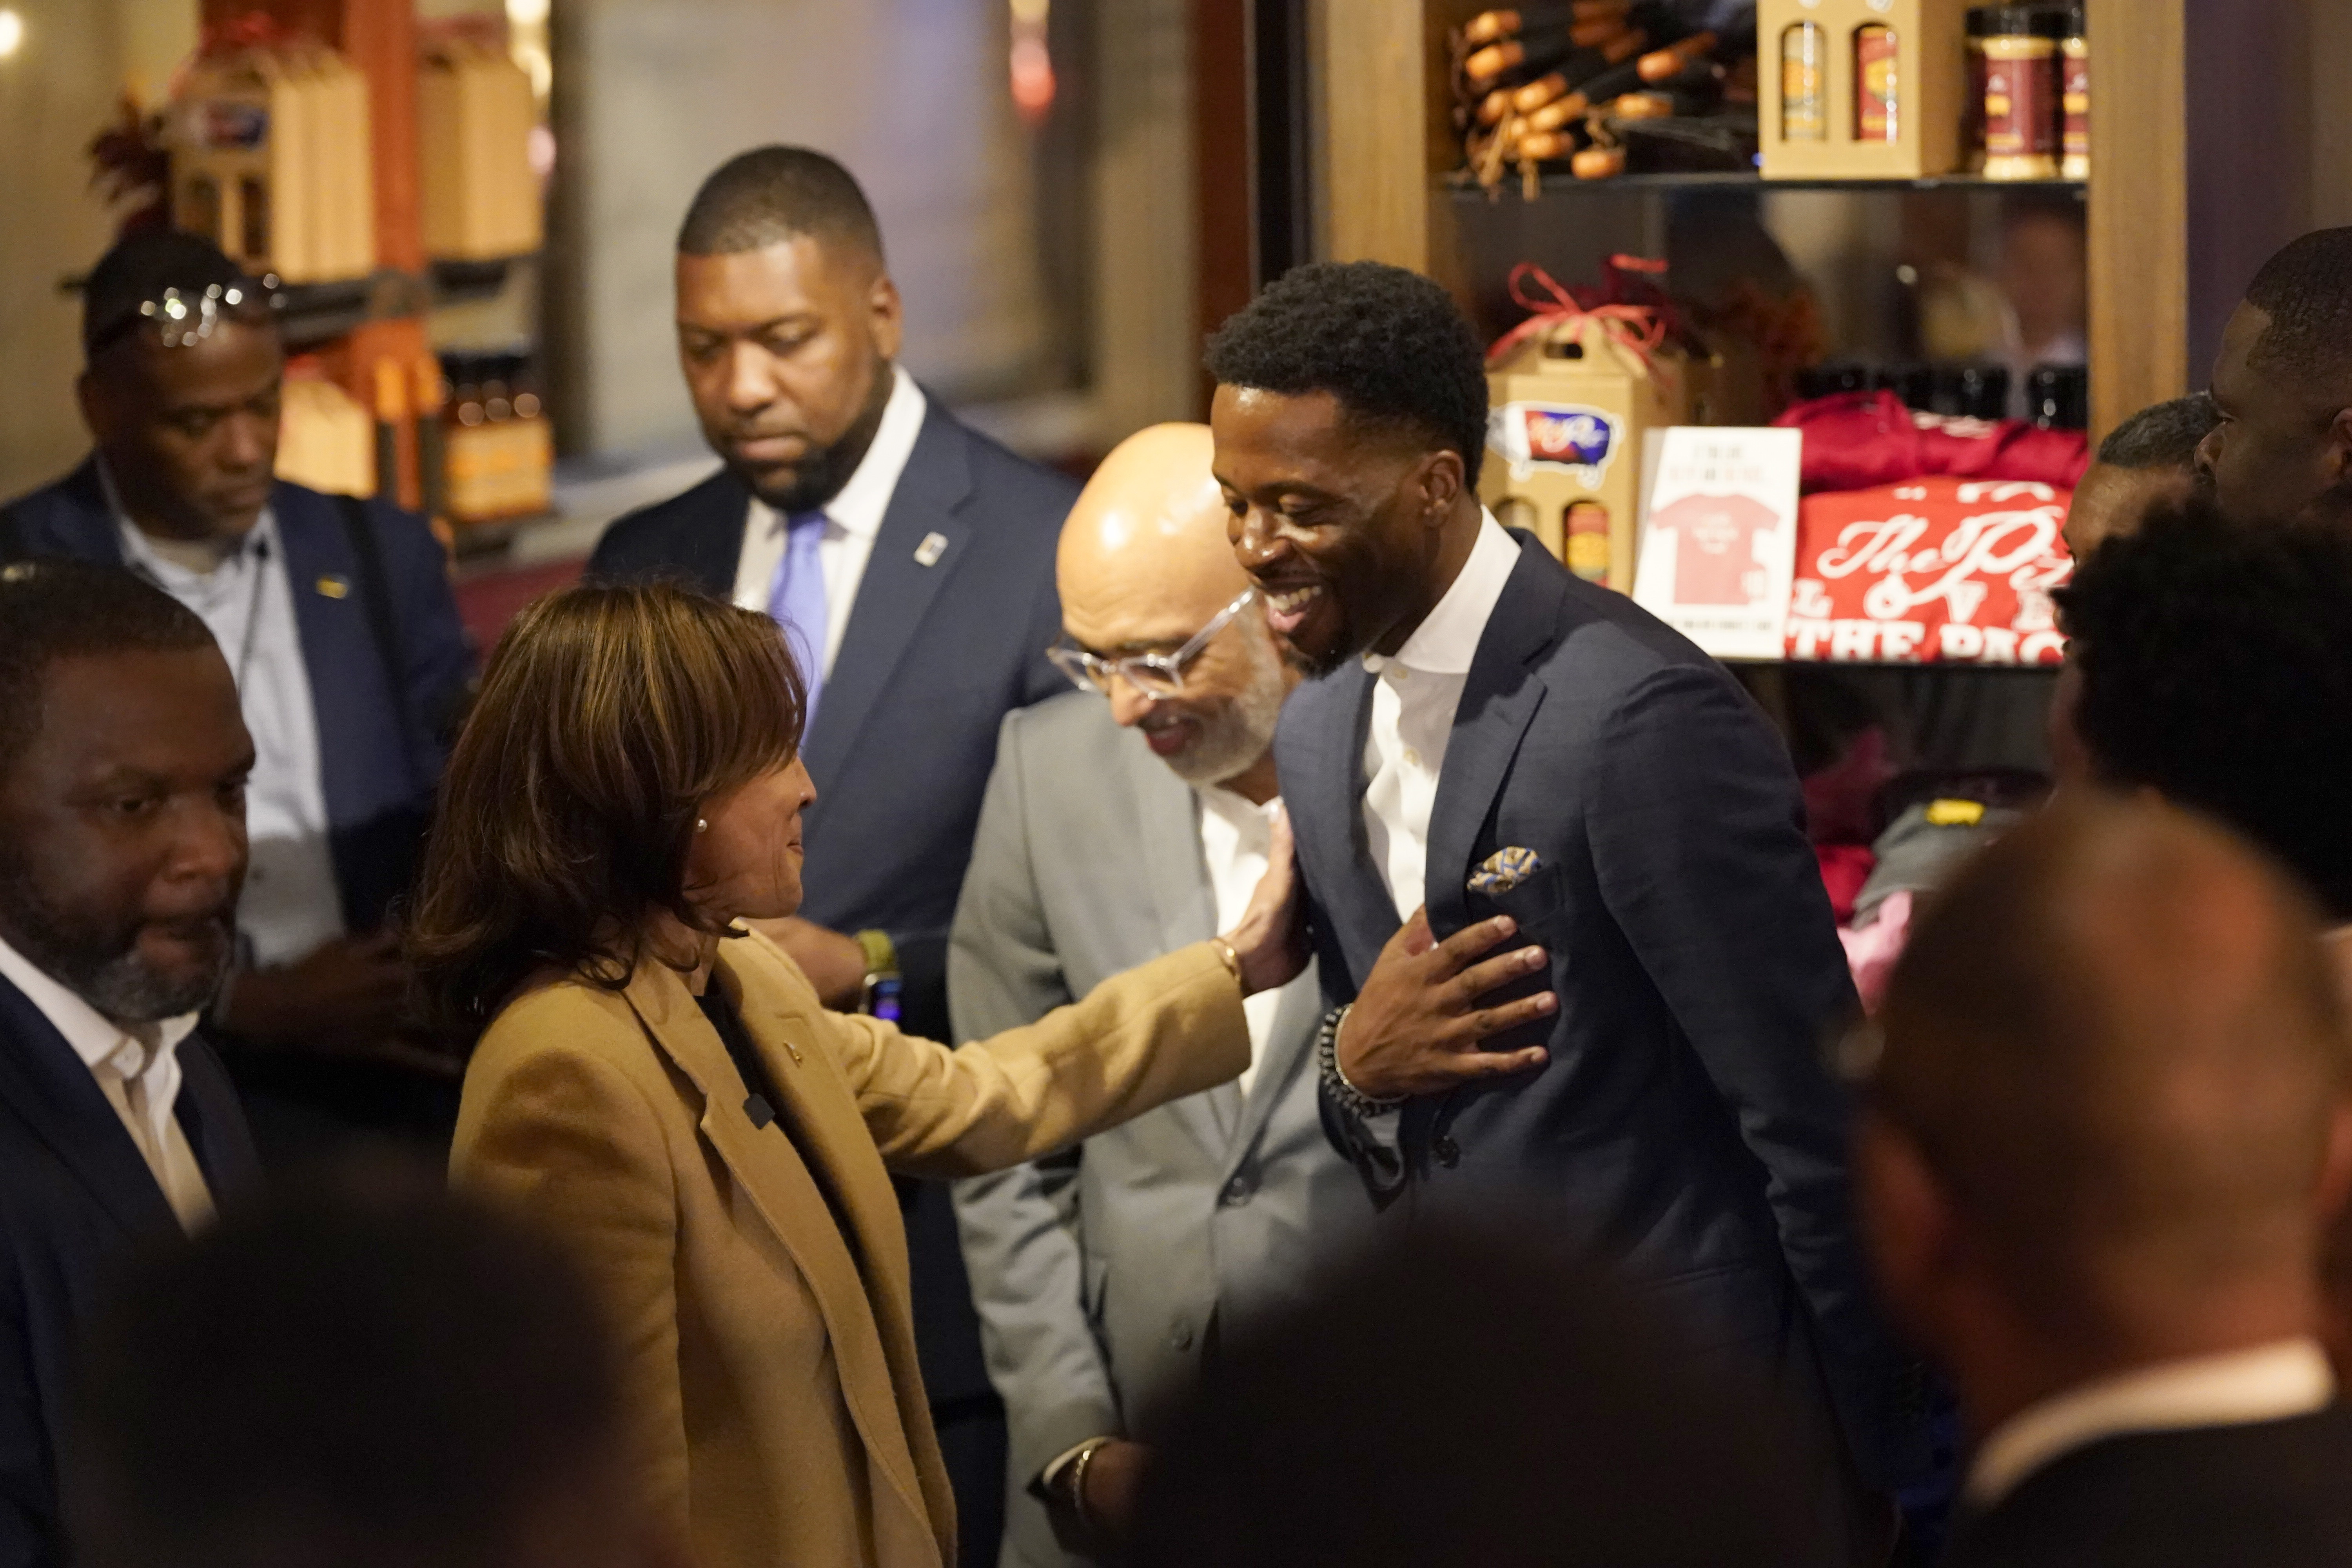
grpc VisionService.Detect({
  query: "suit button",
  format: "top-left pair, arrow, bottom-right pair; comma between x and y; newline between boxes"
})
1221,1176 -> 1254,1207
1170,1323 -> 1194,1352
1433,1135 -> 1461,1168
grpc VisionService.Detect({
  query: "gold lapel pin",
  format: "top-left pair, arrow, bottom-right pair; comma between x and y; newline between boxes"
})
316,575 -> 351,599
914,532 -> 949,567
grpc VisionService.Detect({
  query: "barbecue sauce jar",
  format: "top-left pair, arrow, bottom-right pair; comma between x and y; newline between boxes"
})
2059,2 -> 2089,180
1982,6 -> 2060,179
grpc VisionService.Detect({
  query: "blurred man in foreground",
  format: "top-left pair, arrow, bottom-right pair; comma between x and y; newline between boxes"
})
0,560 -> 263,1568
64,1183 -> 679,1568
1862,796 -> 2352,1567
1131,1223 -> 1827,1568
950,424 -> 1358,1564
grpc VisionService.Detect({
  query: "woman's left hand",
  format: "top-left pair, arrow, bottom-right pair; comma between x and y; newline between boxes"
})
1219,804 -> 1308,996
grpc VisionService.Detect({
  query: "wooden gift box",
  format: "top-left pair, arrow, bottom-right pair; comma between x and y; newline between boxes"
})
1480,318 -> 1696,595
1758,0 -> 1970,180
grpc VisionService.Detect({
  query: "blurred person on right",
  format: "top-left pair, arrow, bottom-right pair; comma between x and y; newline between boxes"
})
2198,227 -> 2352,527
1128,1222 -> 1827,1568
64,1183 -> 679,1568
2061,394 -> 2216,561
2049,498 -> 2352,941
1860,795 -> 2352,1567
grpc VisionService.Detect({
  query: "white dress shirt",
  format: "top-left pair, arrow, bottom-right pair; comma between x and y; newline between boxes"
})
1965,1338 -> 2337,1507
1361,512 -> 1522,922
0,930 -> 215,1232
112,497 -> 346,968
730,364 -> 928,678
1195,784 -> 1283,1101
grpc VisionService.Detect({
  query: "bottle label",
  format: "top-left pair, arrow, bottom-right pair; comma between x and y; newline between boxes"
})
1782,24 -> 1826,142
2062,38 -> 2090,160
1856,25 -> 1898,143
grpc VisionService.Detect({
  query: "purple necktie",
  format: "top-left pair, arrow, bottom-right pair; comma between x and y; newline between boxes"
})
766,510 -> 828,726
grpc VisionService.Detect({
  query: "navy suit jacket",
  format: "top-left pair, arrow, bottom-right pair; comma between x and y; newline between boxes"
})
588,393 -> 1074,1415
1282,535 -> 1925,1490
0,972 -> 265,1568
0,459 -> 473,934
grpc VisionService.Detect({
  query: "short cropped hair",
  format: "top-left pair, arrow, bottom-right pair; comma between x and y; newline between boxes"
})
80,228 -> 254,361
2057,497 -> 2352,917
1205,261 -> 1489,488
0,559 -> 215,775
2243,227 -> 2352,398
67,1185 -> 624,1568
676,145 -> 885,263
406,580 -> 807,1038
2094,392 -> 2218,470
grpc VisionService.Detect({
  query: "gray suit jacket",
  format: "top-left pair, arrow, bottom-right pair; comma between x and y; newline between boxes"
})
949,692 -> 1356,1568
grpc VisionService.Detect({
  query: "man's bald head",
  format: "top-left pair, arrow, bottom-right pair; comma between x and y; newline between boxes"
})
1059,423 -> 1248,628
1873,797 -> 2348,1324
1054,424 -> 1290,789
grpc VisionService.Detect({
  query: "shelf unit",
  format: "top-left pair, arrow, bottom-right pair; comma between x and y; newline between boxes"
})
1305,0 -> 2207,440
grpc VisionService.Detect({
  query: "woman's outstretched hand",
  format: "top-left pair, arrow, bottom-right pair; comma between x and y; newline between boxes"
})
1218,804 -> 1308,996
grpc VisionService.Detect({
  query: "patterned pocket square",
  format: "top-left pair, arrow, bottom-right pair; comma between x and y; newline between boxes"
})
1468,847 -> 1543,895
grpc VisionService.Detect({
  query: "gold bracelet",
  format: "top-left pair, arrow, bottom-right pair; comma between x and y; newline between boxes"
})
1209,935 -> 1244,991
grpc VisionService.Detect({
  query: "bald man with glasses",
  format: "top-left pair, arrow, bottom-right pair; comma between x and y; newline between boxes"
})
948,424 -> 1352,1568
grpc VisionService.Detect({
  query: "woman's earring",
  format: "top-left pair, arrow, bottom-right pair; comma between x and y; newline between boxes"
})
695,818 -> 710,833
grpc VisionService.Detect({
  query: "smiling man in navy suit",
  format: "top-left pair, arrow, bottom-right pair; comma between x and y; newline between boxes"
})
0,561 -> 264,1568
1205,261 -> 1931,1559
586,146 -> 1076,1568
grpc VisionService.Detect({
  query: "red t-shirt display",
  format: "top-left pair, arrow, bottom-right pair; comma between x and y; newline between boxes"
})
1651,492 -> 1782,605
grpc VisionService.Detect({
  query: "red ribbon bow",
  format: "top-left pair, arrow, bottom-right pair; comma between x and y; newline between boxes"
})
1486,257 -> 1672,374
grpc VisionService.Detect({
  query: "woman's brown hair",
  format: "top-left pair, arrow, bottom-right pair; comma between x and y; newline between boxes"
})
406,580 -> 805,1041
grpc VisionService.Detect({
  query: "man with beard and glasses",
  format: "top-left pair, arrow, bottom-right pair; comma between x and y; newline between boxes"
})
585,145 -> 1076,1564
949,425 -> 1365,1568
0,559 -> 264,1568
1206,261 -> 1933,1561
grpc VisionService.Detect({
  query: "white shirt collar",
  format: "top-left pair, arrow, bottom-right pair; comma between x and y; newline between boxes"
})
1363,509 -> 1520,679
1965,1338 -> 2337,1508
0,927 -> 200,1080
750,363 -> 926,541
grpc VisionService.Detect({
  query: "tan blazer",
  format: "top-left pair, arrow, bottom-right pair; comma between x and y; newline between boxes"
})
451,929 -> 1247,1568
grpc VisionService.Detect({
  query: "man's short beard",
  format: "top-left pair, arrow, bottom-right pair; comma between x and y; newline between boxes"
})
1164,630 -> 1290,788
742,366 -> 894,515
0,849 -> 230,1024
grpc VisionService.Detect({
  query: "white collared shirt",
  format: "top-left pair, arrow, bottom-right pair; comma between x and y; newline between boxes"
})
111,496 -> 345,969
1965,1338 -> 2337,1508
730,364 -> 928,678
0,930 -> 215,1232
1195,784 -> 1283,1101
1361,512 -> 1521,922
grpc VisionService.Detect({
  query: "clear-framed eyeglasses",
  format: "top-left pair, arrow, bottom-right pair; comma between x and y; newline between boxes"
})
1047,587 -> 1260,700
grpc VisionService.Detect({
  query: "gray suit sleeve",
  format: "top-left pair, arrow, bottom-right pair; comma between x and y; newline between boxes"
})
1586,666 -> 1925,1490
947,713 -> 1125,1500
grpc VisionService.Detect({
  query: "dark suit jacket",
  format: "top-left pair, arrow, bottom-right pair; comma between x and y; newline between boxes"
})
1944,1408 -> 2352,1567
0,972 -> 265,1568
1281,534 -> 1924,1491
0,459 -> 473,933
588,394 -> 1074,1420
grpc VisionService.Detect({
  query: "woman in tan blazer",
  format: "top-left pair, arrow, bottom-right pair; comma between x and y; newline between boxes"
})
407,583 -> 1303,1568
